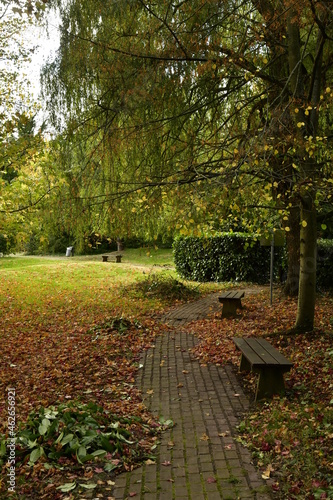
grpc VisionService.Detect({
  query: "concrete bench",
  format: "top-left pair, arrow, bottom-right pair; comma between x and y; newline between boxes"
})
102,254 -> 122,263
218,291 -> 245,317
233,337 -> 293,401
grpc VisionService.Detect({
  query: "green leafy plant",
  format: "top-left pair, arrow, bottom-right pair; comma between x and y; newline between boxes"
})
173,234 -> 333,288
173,234 -> 285,283
0,401 -> 159,469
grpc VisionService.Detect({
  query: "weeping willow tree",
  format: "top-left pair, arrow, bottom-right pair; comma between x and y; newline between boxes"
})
42,0 -> 333,331
0,1 -> 55,253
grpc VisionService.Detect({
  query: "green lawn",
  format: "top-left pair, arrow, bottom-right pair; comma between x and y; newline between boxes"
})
0,247 -> 174,268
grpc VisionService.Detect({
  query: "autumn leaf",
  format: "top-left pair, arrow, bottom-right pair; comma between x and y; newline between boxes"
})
200,433 -> 210,441
262,464 -> 274,480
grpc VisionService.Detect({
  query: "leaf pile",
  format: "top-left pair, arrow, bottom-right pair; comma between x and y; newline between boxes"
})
186,289 -> 333,499
123,272 -> 201,302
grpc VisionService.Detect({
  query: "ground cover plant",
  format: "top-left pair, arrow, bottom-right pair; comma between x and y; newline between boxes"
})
186,288 -> 333,499
0,254 -> 185,498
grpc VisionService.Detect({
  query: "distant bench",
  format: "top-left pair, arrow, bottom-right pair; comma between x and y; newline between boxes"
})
102,254 -> 122,263
218,291 -> 245,318
233,337 -> 293,401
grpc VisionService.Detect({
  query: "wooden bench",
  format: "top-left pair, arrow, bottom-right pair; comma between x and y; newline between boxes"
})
102,254 -> 122,263
233,337 -> 293,401
218,291 -> 245,317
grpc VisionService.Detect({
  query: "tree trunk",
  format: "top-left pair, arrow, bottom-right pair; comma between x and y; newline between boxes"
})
295,194 -> 317,331
284,206 -> 300,296
286,9 -> 320,331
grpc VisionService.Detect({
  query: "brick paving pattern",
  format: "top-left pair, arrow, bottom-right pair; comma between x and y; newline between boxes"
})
113,291 -> 272,499
161,292 -> 222,326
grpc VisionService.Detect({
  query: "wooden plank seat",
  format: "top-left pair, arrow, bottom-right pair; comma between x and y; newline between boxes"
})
233,337 -> 293,401
218,291 -> 245,317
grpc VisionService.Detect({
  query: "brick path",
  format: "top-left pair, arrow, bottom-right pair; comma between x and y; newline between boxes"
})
161,292 -> 222,326
113,291 -> 272,500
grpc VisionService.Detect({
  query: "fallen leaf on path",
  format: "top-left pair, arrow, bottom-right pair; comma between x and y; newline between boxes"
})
200,433 -> 210,441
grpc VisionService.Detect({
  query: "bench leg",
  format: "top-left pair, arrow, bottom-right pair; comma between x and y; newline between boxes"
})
239,354 -> 251,372
221,300 -> 238,318
255,367 -> 286,401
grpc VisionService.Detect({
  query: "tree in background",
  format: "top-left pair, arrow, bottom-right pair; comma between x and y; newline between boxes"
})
42,0 -> 333,331
0,0 -> 56,253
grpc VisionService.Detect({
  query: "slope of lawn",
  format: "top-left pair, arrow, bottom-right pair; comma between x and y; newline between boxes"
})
0,253 -> 203,498
187,289 -> 333,500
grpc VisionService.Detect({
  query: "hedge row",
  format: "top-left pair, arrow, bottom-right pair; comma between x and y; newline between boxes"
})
173,234 -> 333,287
317,239 -> 333,288
173,234 -> 285,284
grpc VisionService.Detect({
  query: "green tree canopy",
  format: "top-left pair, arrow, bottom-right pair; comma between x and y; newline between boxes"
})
42,0 -> 333,330
0,0 -> 56,253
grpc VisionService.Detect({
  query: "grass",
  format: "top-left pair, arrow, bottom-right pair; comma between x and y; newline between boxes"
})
0,247 -> 174,267
0,250 -> 175,307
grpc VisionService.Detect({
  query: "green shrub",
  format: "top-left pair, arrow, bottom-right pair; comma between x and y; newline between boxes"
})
317,239 -> 333,289
173,235 -> 333,288
173,234 -> 284,284
0,233 -> 15,255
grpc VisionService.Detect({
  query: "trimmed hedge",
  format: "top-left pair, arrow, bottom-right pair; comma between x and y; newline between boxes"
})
317,239 -> 333,289
173,234 -> 333,288
173,234 -> 285,284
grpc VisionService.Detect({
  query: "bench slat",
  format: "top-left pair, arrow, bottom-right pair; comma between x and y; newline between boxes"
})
233,338 -> 265,366
245,338 -> 281,366
219,291 -> 244,300
255,338 -> 293,367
